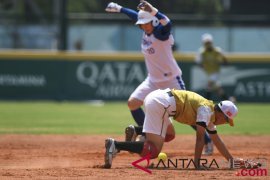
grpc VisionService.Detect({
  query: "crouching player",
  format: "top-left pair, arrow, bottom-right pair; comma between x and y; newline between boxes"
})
104,88 -> 244,169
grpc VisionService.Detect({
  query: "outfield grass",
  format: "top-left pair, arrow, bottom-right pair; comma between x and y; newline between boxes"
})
0,101 -> 269,135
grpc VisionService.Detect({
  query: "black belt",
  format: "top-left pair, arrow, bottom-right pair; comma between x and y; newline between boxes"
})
167,91 -> 174,97
166,91 -> 176,116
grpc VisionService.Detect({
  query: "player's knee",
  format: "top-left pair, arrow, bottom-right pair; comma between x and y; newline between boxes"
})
127,98 -> 142,110
140,141 -> 159,159
165,134 -> 175,142
127,99 -> 134,109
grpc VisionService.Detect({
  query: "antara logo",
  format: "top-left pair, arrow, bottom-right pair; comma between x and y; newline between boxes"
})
131,156 -> 268,175
156,158 -> 219,169
235,168 -> 268,176
131,153 -> 152,174
131,155 -> 220,174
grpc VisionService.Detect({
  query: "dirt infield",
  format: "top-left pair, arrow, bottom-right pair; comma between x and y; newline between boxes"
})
0,135 -> 269,179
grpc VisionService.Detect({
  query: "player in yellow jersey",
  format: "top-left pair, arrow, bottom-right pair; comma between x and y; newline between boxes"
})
104,88 -> 241,169
195,33 -> 235,102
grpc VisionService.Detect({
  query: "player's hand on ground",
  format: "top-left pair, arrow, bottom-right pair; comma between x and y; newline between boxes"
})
195,165 -> 209,170
137,1 -> 158,15
105,2 -> 122,13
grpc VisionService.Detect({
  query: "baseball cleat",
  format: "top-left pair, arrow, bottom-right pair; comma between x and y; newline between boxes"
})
203,141 -> 214,156
125,125 -> 137,142
104,138 -> 118,168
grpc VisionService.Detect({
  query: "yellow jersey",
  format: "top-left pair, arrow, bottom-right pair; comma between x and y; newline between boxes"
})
198,47 -> 224,74
171,89 -> 215,125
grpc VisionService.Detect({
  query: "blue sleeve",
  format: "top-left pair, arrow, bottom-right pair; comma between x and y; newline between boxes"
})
153,12 -> 172,41
120,7 -> 138,21
155,12 -> 166,20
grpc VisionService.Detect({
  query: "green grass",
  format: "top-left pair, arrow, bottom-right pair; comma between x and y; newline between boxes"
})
0,101 -> 269,135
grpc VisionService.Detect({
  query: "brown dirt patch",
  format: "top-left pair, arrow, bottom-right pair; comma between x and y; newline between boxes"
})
0,135 -> 269,179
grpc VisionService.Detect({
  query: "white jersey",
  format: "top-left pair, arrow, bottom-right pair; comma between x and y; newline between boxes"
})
141,33 -> 182,83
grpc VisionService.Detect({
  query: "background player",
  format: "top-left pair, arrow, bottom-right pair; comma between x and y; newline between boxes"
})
106,1 -> 213,154
195,33 -> 235,102
104,88 -> 260,169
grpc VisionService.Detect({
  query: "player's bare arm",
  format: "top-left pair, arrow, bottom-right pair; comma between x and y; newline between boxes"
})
194,123 -> 206,168
209,133 -> 233,161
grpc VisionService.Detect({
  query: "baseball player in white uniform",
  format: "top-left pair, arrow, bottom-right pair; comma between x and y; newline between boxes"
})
106,1 -> 213,154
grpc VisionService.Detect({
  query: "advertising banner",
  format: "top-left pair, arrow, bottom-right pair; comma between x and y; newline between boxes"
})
0,55 -> 269,102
